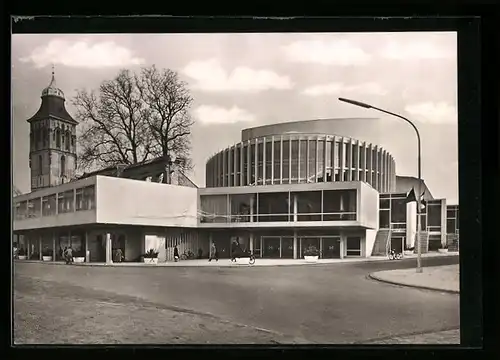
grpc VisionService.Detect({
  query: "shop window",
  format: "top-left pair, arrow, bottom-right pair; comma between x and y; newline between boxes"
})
346,237 -> 361,256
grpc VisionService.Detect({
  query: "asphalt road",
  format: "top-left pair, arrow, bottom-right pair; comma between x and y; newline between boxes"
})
14,256 -> 459,344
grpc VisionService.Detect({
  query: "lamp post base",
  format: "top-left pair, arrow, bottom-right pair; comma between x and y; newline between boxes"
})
416,267 -> 423,273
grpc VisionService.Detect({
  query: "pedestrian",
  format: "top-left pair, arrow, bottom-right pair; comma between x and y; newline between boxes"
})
65,246 -> 73,264
174,245 -> 179,262
209,242 -> 218,262
115,247 -> 123,263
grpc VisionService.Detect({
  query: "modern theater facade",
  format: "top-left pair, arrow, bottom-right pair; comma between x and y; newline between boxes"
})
12,77 -> 459,263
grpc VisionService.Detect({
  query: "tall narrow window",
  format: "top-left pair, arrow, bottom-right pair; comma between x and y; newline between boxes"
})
56,129 -> 61,148
38,155 -> 43,176
65,131 -> 71,151
60,155 -> 66,178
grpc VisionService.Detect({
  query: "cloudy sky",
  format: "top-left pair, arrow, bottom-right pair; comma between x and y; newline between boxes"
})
12,32 -> 458,203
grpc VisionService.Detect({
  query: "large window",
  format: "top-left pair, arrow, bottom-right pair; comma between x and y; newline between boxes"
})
317,140 -> 324,182
273,140 -> 280,183
242,145 -> 248,186
390,198 -> 407,223
293,191 -> 321,221
282,140 -> 290,183
229,194 -> 256,222
27,198 -> 41,218
299,140 -> 307,182
60,190 -> 74,213
200,195 -> 228,223
250,144 -> 256,185
290,140 -> 299,183
427,202 -> 442,230
257,141 -> 264,185
265,141 -> 272,184
235,146 -> 241,186
322,190 -> 357,221
257,192 -> 289,222
308,140 -> 317,182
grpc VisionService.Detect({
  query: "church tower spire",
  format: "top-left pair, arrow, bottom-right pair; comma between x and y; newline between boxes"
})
27,68 -> 78,191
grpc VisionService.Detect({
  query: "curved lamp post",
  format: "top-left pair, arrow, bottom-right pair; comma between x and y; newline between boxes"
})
338,97 -> 423,273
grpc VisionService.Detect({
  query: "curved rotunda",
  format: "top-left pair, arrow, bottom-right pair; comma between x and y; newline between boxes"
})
205,131 -> 396,194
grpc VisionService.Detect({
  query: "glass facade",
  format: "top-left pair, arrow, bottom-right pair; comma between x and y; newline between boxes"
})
200,189 -> 357,223
446,205 -> 459,234
205,135 -> 396,193
14,184 -> 96,220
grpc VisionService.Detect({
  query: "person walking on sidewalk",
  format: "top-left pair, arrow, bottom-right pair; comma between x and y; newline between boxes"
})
209,243 -> 218,262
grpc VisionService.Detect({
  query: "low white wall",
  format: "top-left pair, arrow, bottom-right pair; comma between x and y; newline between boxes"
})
365,229 -> 377,257
96,176 -> 198,227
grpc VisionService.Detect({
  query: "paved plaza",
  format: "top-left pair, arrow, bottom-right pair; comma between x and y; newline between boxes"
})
14,255 -> 460,344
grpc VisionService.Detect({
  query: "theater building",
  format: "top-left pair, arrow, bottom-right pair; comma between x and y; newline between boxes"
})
12,77 -> 459,263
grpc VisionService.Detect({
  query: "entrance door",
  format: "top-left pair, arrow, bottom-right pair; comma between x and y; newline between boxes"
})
281,237 -> 294,258
322,236 -> 341,258
390,236 -> 404,253
262,237 -> 280,258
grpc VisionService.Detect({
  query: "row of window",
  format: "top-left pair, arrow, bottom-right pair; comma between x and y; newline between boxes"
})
30,127 -> 75,151
199,190 -> 357,223
206,138 -> 395,192
14,185 -> 95,220
31,153 -> 68,177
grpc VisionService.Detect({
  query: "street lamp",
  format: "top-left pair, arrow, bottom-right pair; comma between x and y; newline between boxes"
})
338,97 -> 423,273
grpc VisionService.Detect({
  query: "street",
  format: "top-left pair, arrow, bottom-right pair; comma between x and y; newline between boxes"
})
14,256 -> 459,344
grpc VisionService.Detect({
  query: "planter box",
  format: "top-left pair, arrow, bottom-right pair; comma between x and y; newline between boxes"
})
404,251 -> 413,256
304,255 -> 319,263
18,256 -> 27,260
438,249 -> 449,254
42,256 -> 52,261
143,257 -> 158,264
73,257 -> 85,263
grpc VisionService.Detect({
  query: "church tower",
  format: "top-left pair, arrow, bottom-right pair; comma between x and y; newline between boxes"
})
27,67 -> 78,191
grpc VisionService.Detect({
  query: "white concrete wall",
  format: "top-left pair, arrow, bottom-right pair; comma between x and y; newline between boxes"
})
95,176 -> 198,227
365,229 -> 377,257
406,202 -> 417,248
357,182 -> 379,230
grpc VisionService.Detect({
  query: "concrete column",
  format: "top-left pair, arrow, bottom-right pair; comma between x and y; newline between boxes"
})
288,139 -> 292,184
297,138 -> 302,182
347,138 -> 353,181
262,138 -> 266,185
340,235 -> 345,259
39,234 -> 43,260
319,236 -> 323,259
323,137 -> 328,181
249,233 -> 254,253
280,136 -> 283,184
279,237 -> 282,258
254,139 -> 258,185
270,137 -> 274,184
250,196 -> 254,222
27,235 -> 31,259
293,194 -> 298,222
339,137 -> 345,182
354,140 -> 360,181
52,232 -> 56,261
105,233 -> 112,264
293,230 -> 297,259
247,140 -> 251,185
239,143 -> 244,186
85,231 -> 90,263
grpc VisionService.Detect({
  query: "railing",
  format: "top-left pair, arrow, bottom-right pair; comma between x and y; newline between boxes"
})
199,211 -> 357,223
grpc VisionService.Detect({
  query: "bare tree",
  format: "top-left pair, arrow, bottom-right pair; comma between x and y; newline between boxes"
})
138,65 -> 194,177
73,70 -> 153,174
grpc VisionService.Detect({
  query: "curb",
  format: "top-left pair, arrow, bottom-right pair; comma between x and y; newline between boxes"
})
368,273 -> 460,294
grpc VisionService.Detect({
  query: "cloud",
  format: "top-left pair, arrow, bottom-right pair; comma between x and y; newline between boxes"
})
302,82 -> 387,96
380,41 -> 455,60
20,39 -> 145,68
193,105 -> 256,125
182,59 -> 293,92
282,40 -> 371,66
405,102 -> 457,123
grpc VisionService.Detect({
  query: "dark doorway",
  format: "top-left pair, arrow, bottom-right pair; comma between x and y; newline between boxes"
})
213,238 -> 231,259
112,234 -> 126,262
282,237 -> 294,258
262,237 -> 280,258
322,237 -> 341,258
390,236 -> 404,253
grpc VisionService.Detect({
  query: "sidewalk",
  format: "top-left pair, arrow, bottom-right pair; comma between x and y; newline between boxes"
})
369,264 -> 460,293
16,252 -> 458,268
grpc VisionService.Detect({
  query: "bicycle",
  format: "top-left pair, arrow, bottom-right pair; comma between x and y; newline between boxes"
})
388,249 -> 403,260
230,252 -> 256,265
180,250 -> 196,260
